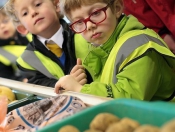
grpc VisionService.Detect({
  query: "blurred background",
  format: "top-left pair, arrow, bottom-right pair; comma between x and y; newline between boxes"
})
0,0 -> 8,7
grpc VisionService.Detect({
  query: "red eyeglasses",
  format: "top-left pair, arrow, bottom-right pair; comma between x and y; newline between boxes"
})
69,3 -> 110,33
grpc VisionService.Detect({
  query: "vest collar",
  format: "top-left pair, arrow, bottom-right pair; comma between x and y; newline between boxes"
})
83,15 -> 129,77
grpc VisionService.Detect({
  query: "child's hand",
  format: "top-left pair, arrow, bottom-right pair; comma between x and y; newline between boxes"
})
164,34 -> 175,54
54,75 -> 82,94
70,58 -> 87,85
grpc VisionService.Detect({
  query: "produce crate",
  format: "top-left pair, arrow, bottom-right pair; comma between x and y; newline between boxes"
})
37,99 -> 175,132
8,90 -> 43,113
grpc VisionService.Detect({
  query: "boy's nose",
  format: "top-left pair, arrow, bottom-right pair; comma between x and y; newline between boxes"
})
30,7 -> 39,18
86,21 -> 97,31
0,23 -> 5,29
32,12 -> 38,18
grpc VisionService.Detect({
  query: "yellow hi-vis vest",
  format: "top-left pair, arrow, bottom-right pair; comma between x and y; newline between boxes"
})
0,46 -> 26,66
17,50 -> 65,79
0,33 -> 31,66
17,34 -> 88,79
101,28 -> 175,84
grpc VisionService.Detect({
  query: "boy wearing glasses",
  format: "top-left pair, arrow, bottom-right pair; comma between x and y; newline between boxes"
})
55,0 -> 175,101
0,8 -> 30,81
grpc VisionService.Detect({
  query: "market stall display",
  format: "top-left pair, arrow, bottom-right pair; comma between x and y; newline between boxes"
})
0,77 -> 112,131
1,77 -> 174,132
37,99 -> 175,132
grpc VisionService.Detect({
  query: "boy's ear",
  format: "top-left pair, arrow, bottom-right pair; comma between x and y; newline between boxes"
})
114,0 -> 123,19
54,0 -> 60,12
16,24 -> 29,35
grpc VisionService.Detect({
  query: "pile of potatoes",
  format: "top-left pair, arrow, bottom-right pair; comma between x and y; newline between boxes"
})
58,113 -> 175,132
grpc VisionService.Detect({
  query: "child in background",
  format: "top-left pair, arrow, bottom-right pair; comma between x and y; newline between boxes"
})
55,0 -> 175,101
4,0 -> 91,87
123,0 -> 175,54
0,8 -> 31,81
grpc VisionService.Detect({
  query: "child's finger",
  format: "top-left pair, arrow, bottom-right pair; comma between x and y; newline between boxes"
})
54,88 -> 58,94
72,68 -> 86,76
73,72 -> 87,84
70,65 -> 85,74
77,58 -> 82,65
79,78 -> 87,85
54,82 -> 61,94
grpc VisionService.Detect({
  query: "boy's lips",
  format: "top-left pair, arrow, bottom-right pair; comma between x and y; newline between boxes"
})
91,32 -> 101,39
34,18 -> 44,25
3,30 -> 9,35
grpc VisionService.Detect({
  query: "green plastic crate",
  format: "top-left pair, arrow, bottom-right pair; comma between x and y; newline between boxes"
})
8,90 -> 43,113
37,99 -> 175,132
12,90 -> 34,100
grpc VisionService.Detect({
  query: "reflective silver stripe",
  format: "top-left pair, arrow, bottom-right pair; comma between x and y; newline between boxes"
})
0,48 -> 17,63
113,34 -> 166,83
21,50 -> 57,79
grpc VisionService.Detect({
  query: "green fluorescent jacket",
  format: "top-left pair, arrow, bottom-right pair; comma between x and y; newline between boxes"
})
78,15 -> 175,101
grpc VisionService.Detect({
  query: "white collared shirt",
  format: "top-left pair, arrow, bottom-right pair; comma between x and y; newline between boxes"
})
37,25 -> 64,48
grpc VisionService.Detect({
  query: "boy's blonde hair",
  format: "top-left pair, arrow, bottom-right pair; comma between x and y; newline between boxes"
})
4,0 -> 63,26
0,8 -> 8,17
60,0 -> 114,19
4,0 -> 18,25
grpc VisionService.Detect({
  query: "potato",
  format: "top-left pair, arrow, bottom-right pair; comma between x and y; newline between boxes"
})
58,125 -> 80,132
120,117 -> 140,130
90,113 -> 120,131
161,119 -> 175,132
84,129 -> 103,132
134,125 -> 160,132
106,122 -> 134,132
